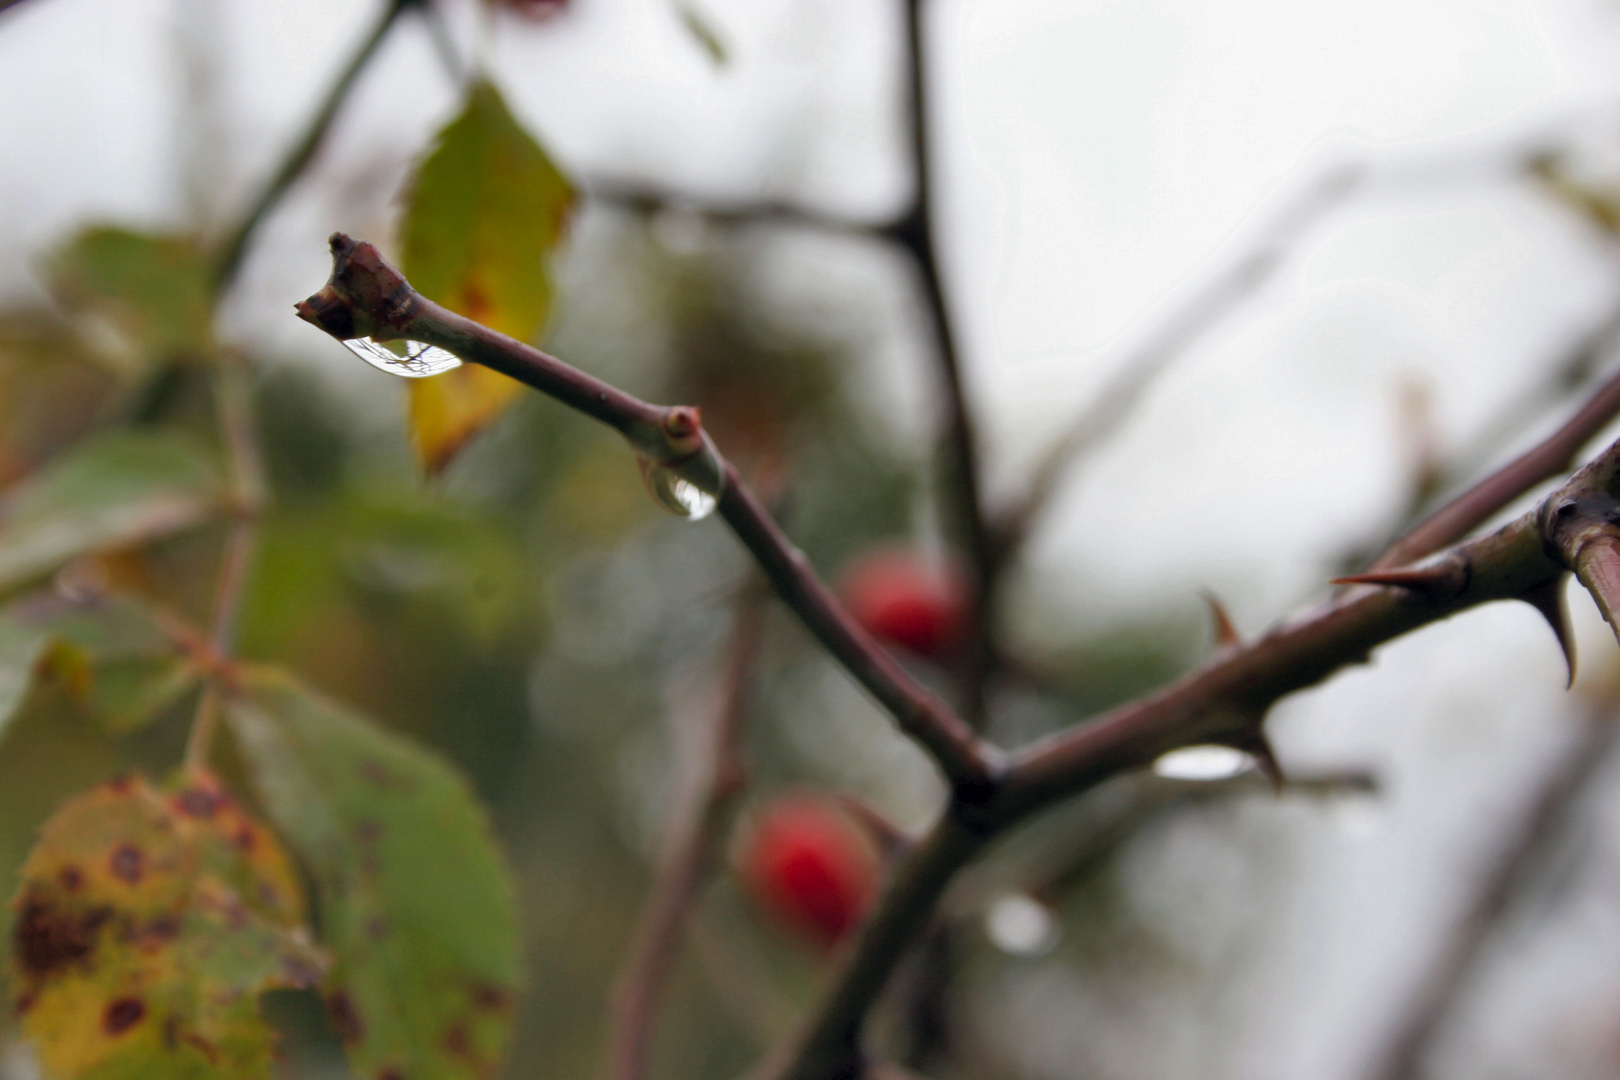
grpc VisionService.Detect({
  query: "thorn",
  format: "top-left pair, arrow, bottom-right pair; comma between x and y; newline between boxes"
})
1227,732 -> 1285,792
1332,556 -> 1468,598
1520,577 -> 1576,688
1200,590 -> 1241,648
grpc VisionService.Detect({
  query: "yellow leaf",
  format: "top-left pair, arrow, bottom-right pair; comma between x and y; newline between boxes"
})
8,773 -> 321,1080
400,79 -> 575,475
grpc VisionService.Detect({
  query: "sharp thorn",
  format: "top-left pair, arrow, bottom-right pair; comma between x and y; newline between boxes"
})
1520,577 -> 1576,688
1200,590 -> 1242,648
1332,558 -> 1467,597
1228,732 -> 1285,792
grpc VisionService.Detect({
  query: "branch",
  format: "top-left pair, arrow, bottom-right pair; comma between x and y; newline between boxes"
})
892,0 -> 997,723
1368,326 -> 1620,572
184,351 -> 266,771
295,234 -> 996,794
299,233 -> 1620,1080
1362,686 -> 1620,1080
211,0 -> 419,295
610,583 -> 767,1080
997,163 -> 1361,554
584,177 -> 885,240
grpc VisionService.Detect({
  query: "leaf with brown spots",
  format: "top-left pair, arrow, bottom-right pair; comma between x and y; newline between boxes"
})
398,77 -> 576,475
5,773 -> 322,1080
224,666 -> 520,1080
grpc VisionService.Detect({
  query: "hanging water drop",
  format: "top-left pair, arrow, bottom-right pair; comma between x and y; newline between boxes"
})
1151,744 -> 1254,781
984,893 -> 1059,957
342,337 -> 462,378
637,455 -> 718,521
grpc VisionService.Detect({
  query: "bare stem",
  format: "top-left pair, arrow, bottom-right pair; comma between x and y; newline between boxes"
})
184,353 -> 264,772
889,0 -> 996,724
610,585 -> 768,1080
585,178 -> 885,240
1369,337 -> 1620,572
296,235 -> 996,793
999,164 -> 1361,553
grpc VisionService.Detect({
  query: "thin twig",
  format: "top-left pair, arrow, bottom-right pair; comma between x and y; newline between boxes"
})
889,0 -> 997,726
610,584 -> 768,1080
296,234 -> 996,793
997,163 -> 1361,554
1362,685 -> 1620,1080
211,0 -> 418,296
1353,296 -> 1620,571
585,178 -> 884,239
184,352 -> 264,772
1368,326 -> 1620,572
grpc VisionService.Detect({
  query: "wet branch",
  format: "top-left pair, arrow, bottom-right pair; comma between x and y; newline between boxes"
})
296,234 -> 996,794
299,231 -> 1620,1080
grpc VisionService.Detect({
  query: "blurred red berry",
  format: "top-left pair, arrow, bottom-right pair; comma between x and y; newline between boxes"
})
837,549 -> 967,659
738,794 -> 880,950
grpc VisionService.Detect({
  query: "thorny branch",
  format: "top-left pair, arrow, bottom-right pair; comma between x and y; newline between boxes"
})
299,231 -> 1620,1080
610,584 -> 768,1080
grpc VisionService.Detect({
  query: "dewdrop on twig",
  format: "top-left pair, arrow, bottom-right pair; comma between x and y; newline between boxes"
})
342,337 -> 462,378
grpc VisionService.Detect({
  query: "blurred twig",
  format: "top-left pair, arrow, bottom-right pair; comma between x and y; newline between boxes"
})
1365,314 -> 1620,573
585,179 -> 883,240
1346,296 -> 1620,573
610,584 -> 768,1080
211,0 -> 421,295
889,0 -> 996,727
1362,683 -> 1620,1080
183,351 -> 266,771
994,163 -> 1361,557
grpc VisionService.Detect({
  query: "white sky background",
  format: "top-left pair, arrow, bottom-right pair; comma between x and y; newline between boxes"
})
9,0 -> 1620,1076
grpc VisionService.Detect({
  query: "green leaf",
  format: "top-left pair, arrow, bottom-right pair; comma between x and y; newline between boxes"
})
3,593 -> 200,735
46,228 -> 213,365
0,612 -> 51,745
224,667 -> 520,1080
399,78 -> 576,474
7,772 -> 321,1080
0,430 -> 223,595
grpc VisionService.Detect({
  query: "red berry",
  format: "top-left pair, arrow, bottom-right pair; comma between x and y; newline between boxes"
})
837,549 -> 967,659
738,795 -> 880,950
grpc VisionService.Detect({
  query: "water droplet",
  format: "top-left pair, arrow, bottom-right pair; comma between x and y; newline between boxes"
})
984,893 -> 1058,956
342,337 -> 462,378
1152,744 -> 1255,781
637,455 -> 718,521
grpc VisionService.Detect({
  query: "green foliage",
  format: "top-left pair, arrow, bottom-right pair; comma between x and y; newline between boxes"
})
224,668 -> 520,1080
7,773 -> 321,1080
0,614 -> 50,744
0,430 -> 222,596
399,78 -> 577,475
45,228 -> 213,366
